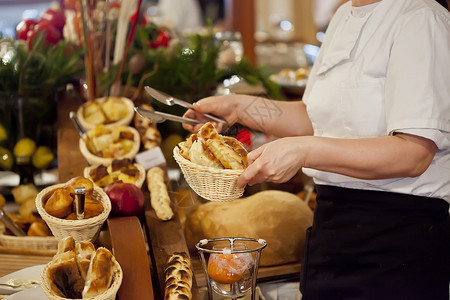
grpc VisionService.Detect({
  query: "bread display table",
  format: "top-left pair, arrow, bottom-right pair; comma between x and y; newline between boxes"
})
55,94 -> 303,299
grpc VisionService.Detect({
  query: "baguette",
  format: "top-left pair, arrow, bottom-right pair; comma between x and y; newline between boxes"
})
147,167 -> 174,221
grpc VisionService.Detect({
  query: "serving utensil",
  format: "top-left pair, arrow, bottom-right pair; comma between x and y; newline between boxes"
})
144,86 -> 227,124
0,210 -> 26,237
0,279 -> 40,289
134,107 -> 202,125
69,111 -> 98,153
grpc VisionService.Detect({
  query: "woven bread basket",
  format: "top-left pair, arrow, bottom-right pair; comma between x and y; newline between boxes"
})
79,126 -> 140,166
83,162 -> 146,189
41,259 -> 122,300
76,97 -> 134,131
35,184 -> 111,242
0,226 -> 58,251
173,146 -> 245,201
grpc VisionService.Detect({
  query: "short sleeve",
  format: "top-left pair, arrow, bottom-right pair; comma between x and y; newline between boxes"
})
392,128 -> 450,150
385,8 -> 450,135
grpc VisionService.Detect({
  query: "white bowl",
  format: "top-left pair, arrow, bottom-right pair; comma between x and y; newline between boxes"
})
77,97 -> 135,131
79,126 -> 141,166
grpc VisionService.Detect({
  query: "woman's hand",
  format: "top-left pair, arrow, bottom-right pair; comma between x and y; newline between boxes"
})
182,95 -> 240,133
237,137 -> 307,187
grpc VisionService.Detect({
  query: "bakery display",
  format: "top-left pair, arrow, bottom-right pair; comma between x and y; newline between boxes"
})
42,236 -> 122,299
147,167 -> 174,221
83,158 -> 146,188
164,252 -> 193,300
76,97 -> 135,131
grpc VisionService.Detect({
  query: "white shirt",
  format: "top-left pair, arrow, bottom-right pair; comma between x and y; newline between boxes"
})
302,0 -> 450,202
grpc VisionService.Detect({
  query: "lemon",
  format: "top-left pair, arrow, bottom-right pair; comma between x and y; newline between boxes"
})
0,146 -> 13,170
0,125 -> 7,142
13,138 -> 36,157
31,146 -> 54,169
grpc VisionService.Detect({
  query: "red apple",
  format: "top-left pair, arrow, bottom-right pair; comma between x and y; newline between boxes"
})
104,182 -> 144,217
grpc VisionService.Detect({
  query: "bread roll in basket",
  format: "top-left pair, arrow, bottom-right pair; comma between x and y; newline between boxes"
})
35,184 -> 111,242
76,96 -> 134,131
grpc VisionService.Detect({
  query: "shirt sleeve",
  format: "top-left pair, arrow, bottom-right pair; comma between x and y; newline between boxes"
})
384,8 -> 450,136
392,128 -> 450,150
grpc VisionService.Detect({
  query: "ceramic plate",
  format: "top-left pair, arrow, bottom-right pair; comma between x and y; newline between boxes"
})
3,286 -> 48,300
0,265 -> 44,295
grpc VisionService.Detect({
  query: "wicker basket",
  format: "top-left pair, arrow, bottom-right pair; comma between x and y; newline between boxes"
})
173,147 -> 245,201
41,259 -> 122,300
76,97 -> 135,131
35,184 -> 111,242
83,163 -> 146,188
79,126 -> 141,166
0,226 -> 58,251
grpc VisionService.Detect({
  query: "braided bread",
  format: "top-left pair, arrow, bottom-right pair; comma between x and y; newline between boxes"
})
164,252 -> 193,300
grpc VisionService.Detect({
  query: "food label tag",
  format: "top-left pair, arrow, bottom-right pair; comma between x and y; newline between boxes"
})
135,147 -> 166,170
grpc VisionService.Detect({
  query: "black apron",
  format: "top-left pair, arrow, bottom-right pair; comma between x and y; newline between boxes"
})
300,185 -> 450,300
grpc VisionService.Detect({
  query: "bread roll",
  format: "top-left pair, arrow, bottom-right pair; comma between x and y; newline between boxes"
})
27,221 -> 52,236
65,176 -> 94,199
147,167 -> 174,221
83,247 -> 118,298
44,188 -> 73,218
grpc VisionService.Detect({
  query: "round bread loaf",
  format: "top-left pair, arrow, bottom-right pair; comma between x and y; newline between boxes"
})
184,190 -> 314,266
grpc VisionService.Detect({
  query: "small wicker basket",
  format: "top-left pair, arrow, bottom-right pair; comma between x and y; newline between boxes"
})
79,126 -> 141,166
76,97 -> 135,131
41,259 -> 122,300
35,184 -> 111,242
83,163 -> 146,189
173,147 -> 245,201
0,226 -> 58,251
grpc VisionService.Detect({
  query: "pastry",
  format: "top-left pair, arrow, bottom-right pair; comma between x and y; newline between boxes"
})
83,247 -> 118,298
47,249 -> 85,298
65,176 -> 94,199
76,241 -> 96,280
176,122 -> 248,170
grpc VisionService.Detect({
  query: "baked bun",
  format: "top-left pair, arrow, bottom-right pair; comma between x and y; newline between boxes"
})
44,188 -> 73,218
27,220 -> 52,236
83,247 -> 118,298
65,176 -> 94,199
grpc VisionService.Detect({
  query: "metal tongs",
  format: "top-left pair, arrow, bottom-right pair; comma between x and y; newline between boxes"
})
143,86 -> 228,125
69,111 -> 98,153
